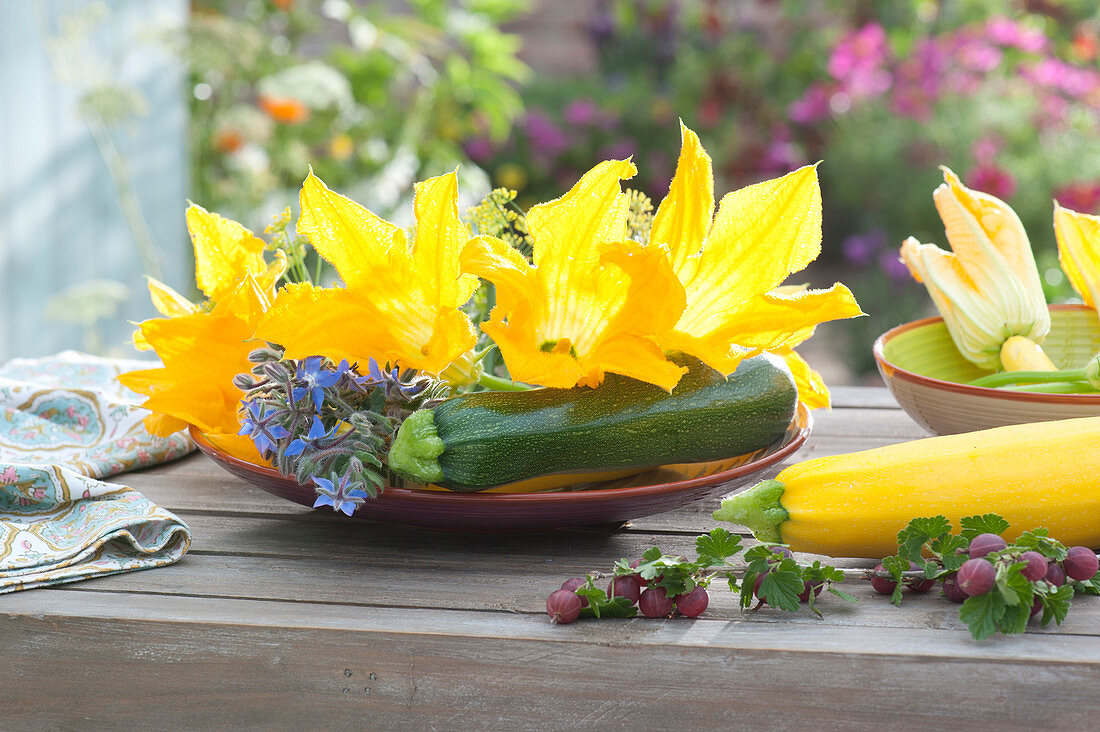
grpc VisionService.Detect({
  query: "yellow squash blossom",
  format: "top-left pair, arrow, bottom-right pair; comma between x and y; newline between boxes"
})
626,123 -> 863,408
461,159 -> 687,390
900,167 -> 1053,372
254,170 -> 480,376
1054,202 -> 1100,313
135,204 -> 287,347
119,274 -> 270,463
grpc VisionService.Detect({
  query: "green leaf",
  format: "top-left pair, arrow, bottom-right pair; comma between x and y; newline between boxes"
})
740,570 -> 759,610
828,587 -> 859,603
1015,529 -> 1068,562
695,528 -> 743,562
881,555 -> 910,607
896,516 -> 952,560
1040,584 -> 1074,627
959,514 -> 1010,541
1073,576 -> 1100,597
959,592 -> 1003,641
641,546 -> 662,562
758,570 -> 804,612
743,545 -> 780,562
929,534 -> 970,572
996,563 -> 1033,608
579,596 -> 638,620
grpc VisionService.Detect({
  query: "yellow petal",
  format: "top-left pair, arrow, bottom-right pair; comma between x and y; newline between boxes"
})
255,282 -> 398,368
256,249 -> 289,295
772,347 -> 831,409
186,203 -> 267,302
292,172 -> 477,373
526,158 -> 636,320
122,278 -> 265,436
412,171 -> 481,309
901,236 -> 1022,370
146,276 -> 198,317
1054,203 -> 1100,311
600,240 -> 687,337
297,169 -> 405,289
675,164 -> 823,337
480,317 -> 583,388
650,122 -> 714,273
202,430 -> 269,465
707,284 -> 864,353
586,333 -> 686,392
933,167 -> 1049,337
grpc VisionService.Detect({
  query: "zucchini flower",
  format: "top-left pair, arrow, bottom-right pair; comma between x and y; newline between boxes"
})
1054,202 -> 1100,315
900,167 -> 1053,372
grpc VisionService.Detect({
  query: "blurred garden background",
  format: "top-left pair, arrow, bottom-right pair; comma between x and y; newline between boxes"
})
4,0 -> 1100,383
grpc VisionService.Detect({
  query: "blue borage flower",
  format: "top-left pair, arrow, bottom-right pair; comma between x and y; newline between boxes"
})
292,355 -> 350,409
238,400 -> 290,455
312,472 -> 370,516
284,415 -> 343,457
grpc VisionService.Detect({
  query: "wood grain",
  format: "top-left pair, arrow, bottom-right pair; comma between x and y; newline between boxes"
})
4,389 -> 1097,728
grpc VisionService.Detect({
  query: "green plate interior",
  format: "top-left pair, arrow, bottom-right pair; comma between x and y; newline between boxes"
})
882,307 -> 1100,382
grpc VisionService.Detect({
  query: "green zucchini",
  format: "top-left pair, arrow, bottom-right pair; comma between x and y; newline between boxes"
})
387,353 -> 797,493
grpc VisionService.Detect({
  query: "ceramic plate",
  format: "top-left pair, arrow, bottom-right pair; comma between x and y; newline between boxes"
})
191,403 -> 812,531
874,304 -> 1100,435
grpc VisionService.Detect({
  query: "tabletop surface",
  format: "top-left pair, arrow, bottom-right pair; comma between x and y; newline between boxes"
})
2,386 -> 1098,729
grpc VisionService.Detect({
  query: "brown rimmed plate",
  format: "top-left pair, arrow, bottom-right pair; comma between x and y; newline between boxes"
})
874,304 -> 1100,435
190,403 -> 811,531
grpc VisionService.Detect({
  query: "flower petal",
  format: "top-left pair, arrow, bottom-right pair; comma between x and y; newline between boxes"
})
933,167 -> 1049,337
599,240 -> 687,337
585,333 -> 685,391
146,277 -> 198,318
186,203 -> 267,302
525,158 -> 636,313
412,171 -> 481,309
1054,203 -> 1100,311
255,283 -> 398,367
707,284 -> 864,353
901,236 -> 1021,370
650,122 -> 714,273
771,347 -> 831,409
297,169 -> 406,289
675,164 -> 823,337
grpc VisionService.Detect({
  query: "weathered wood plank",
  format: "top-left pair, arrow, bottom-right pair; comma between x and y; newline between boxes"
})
57,550 -> 1100,637
1,592 -> 1098,729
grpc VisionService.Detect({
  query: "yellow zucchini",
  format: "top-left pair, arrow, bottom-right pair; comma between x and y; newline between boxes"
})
713,415 -> 1100,558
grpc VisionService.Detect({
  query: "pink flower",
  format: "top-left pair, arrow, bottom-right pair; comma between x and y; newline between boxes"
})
986,17 -> 1048,54
0,466 -> 17,484
788,83 -> 832,124
971,136 -> 1003,165
1054,182 -> 1100,214
463,137 -> 494,164
1022,58 -> 1100,98
967,164 -> 1017,200
828,23 -> 889,81
563,99 -> 599,127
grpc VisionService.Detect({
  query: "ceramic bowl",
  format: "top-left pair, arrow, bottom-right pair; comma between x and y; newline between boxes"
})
874,304 -> 1100,435
191,403 -> 811,531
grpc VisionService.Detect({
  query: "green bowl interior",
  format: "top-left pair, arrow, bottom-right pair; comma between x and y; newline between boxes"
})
882,308 -> 1100,382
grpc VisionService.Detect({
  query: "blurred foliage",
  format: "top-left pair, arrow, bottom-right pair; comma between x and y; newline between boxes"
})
466,0 -> 1100,375
181,0 -> 531,229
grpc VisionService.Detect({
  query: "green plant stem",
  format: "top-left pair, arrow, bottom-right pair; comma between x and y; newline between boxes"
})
999,381 -> 1097,394
477,372 -> 529,391
969,369 -> 1087,388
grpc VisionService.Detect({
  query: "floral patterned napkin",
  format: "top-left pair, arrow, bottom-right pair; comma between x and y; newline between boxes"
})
0,351 -> 193,592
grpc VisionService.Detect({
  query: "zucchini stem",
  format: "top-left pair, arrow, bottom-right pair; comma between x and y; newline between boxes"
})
968,368 -> 1087,389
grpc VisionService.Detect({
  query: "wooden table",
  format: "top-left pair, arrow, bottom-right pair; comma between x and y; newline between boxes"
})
2,387 -> 1098,729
